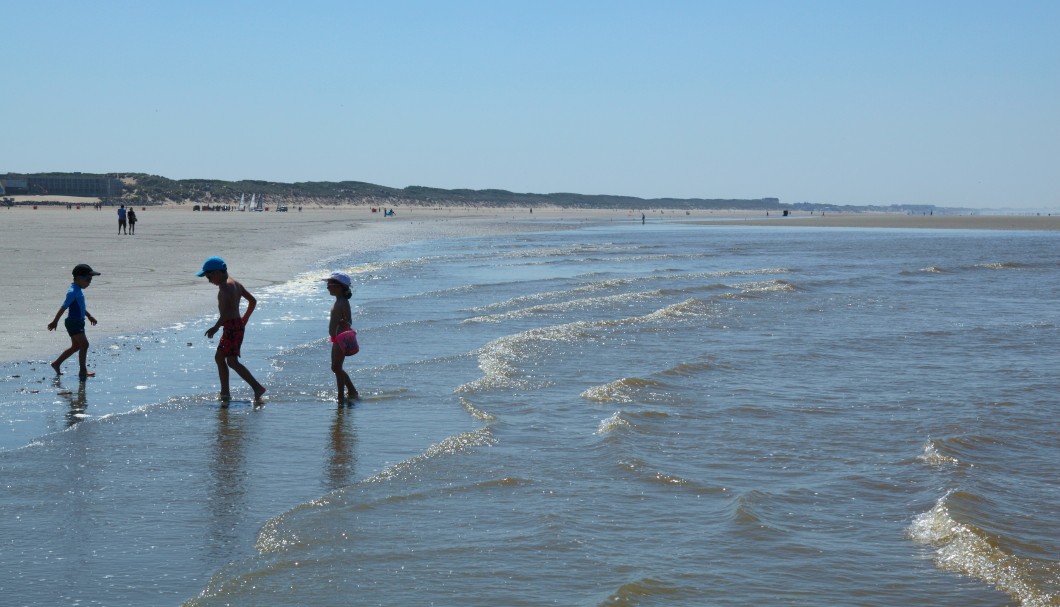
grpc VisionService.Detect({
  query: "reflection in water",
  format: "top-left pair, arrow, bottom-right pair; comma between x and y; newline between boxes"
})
327,405 -> 357,491
57,378 -> 89,428
52,377 -> 94,589
207,404 -> 248,561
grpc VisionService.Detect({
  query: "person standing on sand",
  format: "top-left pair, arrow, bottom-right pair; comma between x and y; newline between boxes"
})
198,256 -> 267,401
117,205 -> 127,234
323,272 -> 359,405
127,208 -> 137,234
47,263 -> 101,380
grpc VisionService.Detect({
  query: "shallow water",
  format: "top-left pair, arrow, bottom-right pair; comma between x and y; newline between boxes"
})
2,221 -> 1057,606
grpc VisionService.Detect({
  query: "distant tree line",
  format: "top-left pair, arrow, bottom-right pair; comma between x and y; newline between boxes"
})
6,172 -> 946,213
113,173 -> 787,210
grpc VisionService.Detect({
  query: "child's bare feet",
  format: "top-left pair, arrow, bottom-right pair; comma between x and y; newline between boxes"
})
78,370 -> 96,380
253,386 -> 267,400
51,362 -> 62,375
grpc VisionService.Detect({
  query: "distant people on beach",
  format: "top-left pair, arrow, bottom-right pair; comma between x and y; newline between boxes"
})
127,208 -> 137,234
47,263 -> 101,380
323,272 -> 359,405
198,256 -> 267,402
117,205 -> 128,234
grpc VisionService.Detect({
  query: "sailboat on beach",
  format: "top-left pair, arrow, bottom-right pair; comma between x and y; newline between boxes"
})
237,193 -> 246,212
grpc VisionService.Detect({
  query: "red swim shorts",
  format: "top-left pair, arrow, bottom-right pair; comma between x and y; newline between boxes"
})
218,318 -> 245,357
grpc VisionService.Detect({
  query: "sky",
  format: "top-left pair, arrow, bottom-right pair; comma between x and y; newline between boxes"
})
3,1 -> 1058,209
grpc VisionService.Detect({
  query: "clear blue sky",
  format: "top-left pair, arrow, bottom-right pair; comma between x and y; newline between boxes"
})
3,1 -> 1058,209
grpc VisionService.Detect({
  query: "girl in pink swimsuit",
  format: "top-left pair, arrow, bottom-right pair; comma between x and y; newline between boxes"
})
323,272 -> 358,404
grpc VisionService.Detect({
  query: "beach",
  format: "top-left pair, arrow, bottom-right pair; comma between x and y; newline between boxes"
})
0,204 -> 619,363
1,210 -> 1056,606
4,204 -> 1058,364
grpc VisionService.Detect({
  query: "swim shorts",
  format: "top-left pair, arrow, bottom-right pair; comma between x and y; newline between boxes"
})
65,317 -> 85,336
331,329 -> 359,356
217,318 -> 245,357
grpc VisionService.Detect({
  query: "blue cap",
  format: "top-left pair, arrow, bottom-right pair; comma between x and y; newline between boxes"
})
196,256 -> 227,276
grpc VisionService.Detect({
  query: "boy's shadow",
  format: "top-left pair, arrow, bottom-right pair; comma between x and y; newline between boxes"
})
55,378 -> 89,428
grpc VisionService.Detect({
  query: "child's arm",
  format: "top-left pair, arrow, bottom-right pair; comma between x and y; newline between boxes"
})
241,287 -> 257,324
47,306 -> 68,331
86,311 -> 97,326
338,300 -> 352,331
327,305 -> 346,337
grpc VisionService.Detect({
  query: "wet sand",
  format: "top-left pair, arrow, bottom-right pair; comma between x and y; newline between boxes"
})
3,204 -> 1056,363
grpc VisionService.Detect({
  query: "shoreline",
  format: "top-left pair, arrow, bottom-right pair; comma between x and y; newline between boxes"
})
0,205 -> 625,364
4,205 -> 1058,363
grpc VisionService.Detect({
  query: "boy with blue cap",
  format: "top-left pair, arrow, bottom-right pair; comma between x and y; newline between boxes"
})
198,256 -> 266,401
48,263 -> 101,380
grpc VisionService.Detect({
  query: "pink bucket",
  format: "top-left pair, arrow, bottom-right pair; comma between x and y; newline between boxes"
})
331,330 -> 359,356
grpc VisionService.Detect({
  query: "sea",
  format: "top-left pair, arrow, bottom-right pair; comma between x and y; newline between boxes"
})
1,218 -> 1057,606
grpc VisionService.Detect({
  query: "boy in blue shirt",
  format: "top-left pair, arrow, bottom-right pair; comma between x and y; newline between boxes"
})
48,264 -> 101,380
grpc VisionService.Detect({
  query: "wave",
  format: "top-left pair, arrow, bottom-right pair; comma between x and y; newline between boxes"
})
908,491 -> 1058,607
596,411 -> 631,434
658,360 -> 720,376
720,279 -> 797,299
914,434 -> 1005,469
458,297 -> 724,394
581,377 -> 667,403
901,261 -> 1031,277
459,397 -> 496,422
639,298 -> 718,322
255,426 -> 497,556
598,577 -> 700,605
365,427 -> 497,484
465,267 -> 792,314
975,261 -> 1028,270
729,489 -> 779,530
464,290 -> 663,324
463,283 -> 738,325
919,439 -> 961,466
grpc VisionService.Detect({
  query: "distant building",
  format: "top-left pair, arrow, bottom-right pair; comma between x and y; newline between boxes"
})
0,178 -> 26,194
0,174 -> 122,197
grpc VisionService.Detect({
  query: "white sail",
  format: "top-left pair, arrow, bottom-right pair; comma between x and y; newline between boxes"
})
238,193 -> 245,211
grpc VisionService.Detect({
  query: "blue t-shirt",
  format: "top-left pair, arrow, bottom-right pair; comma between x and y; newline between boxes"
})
118,207 -> 127,220
62,283 -> 86,321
